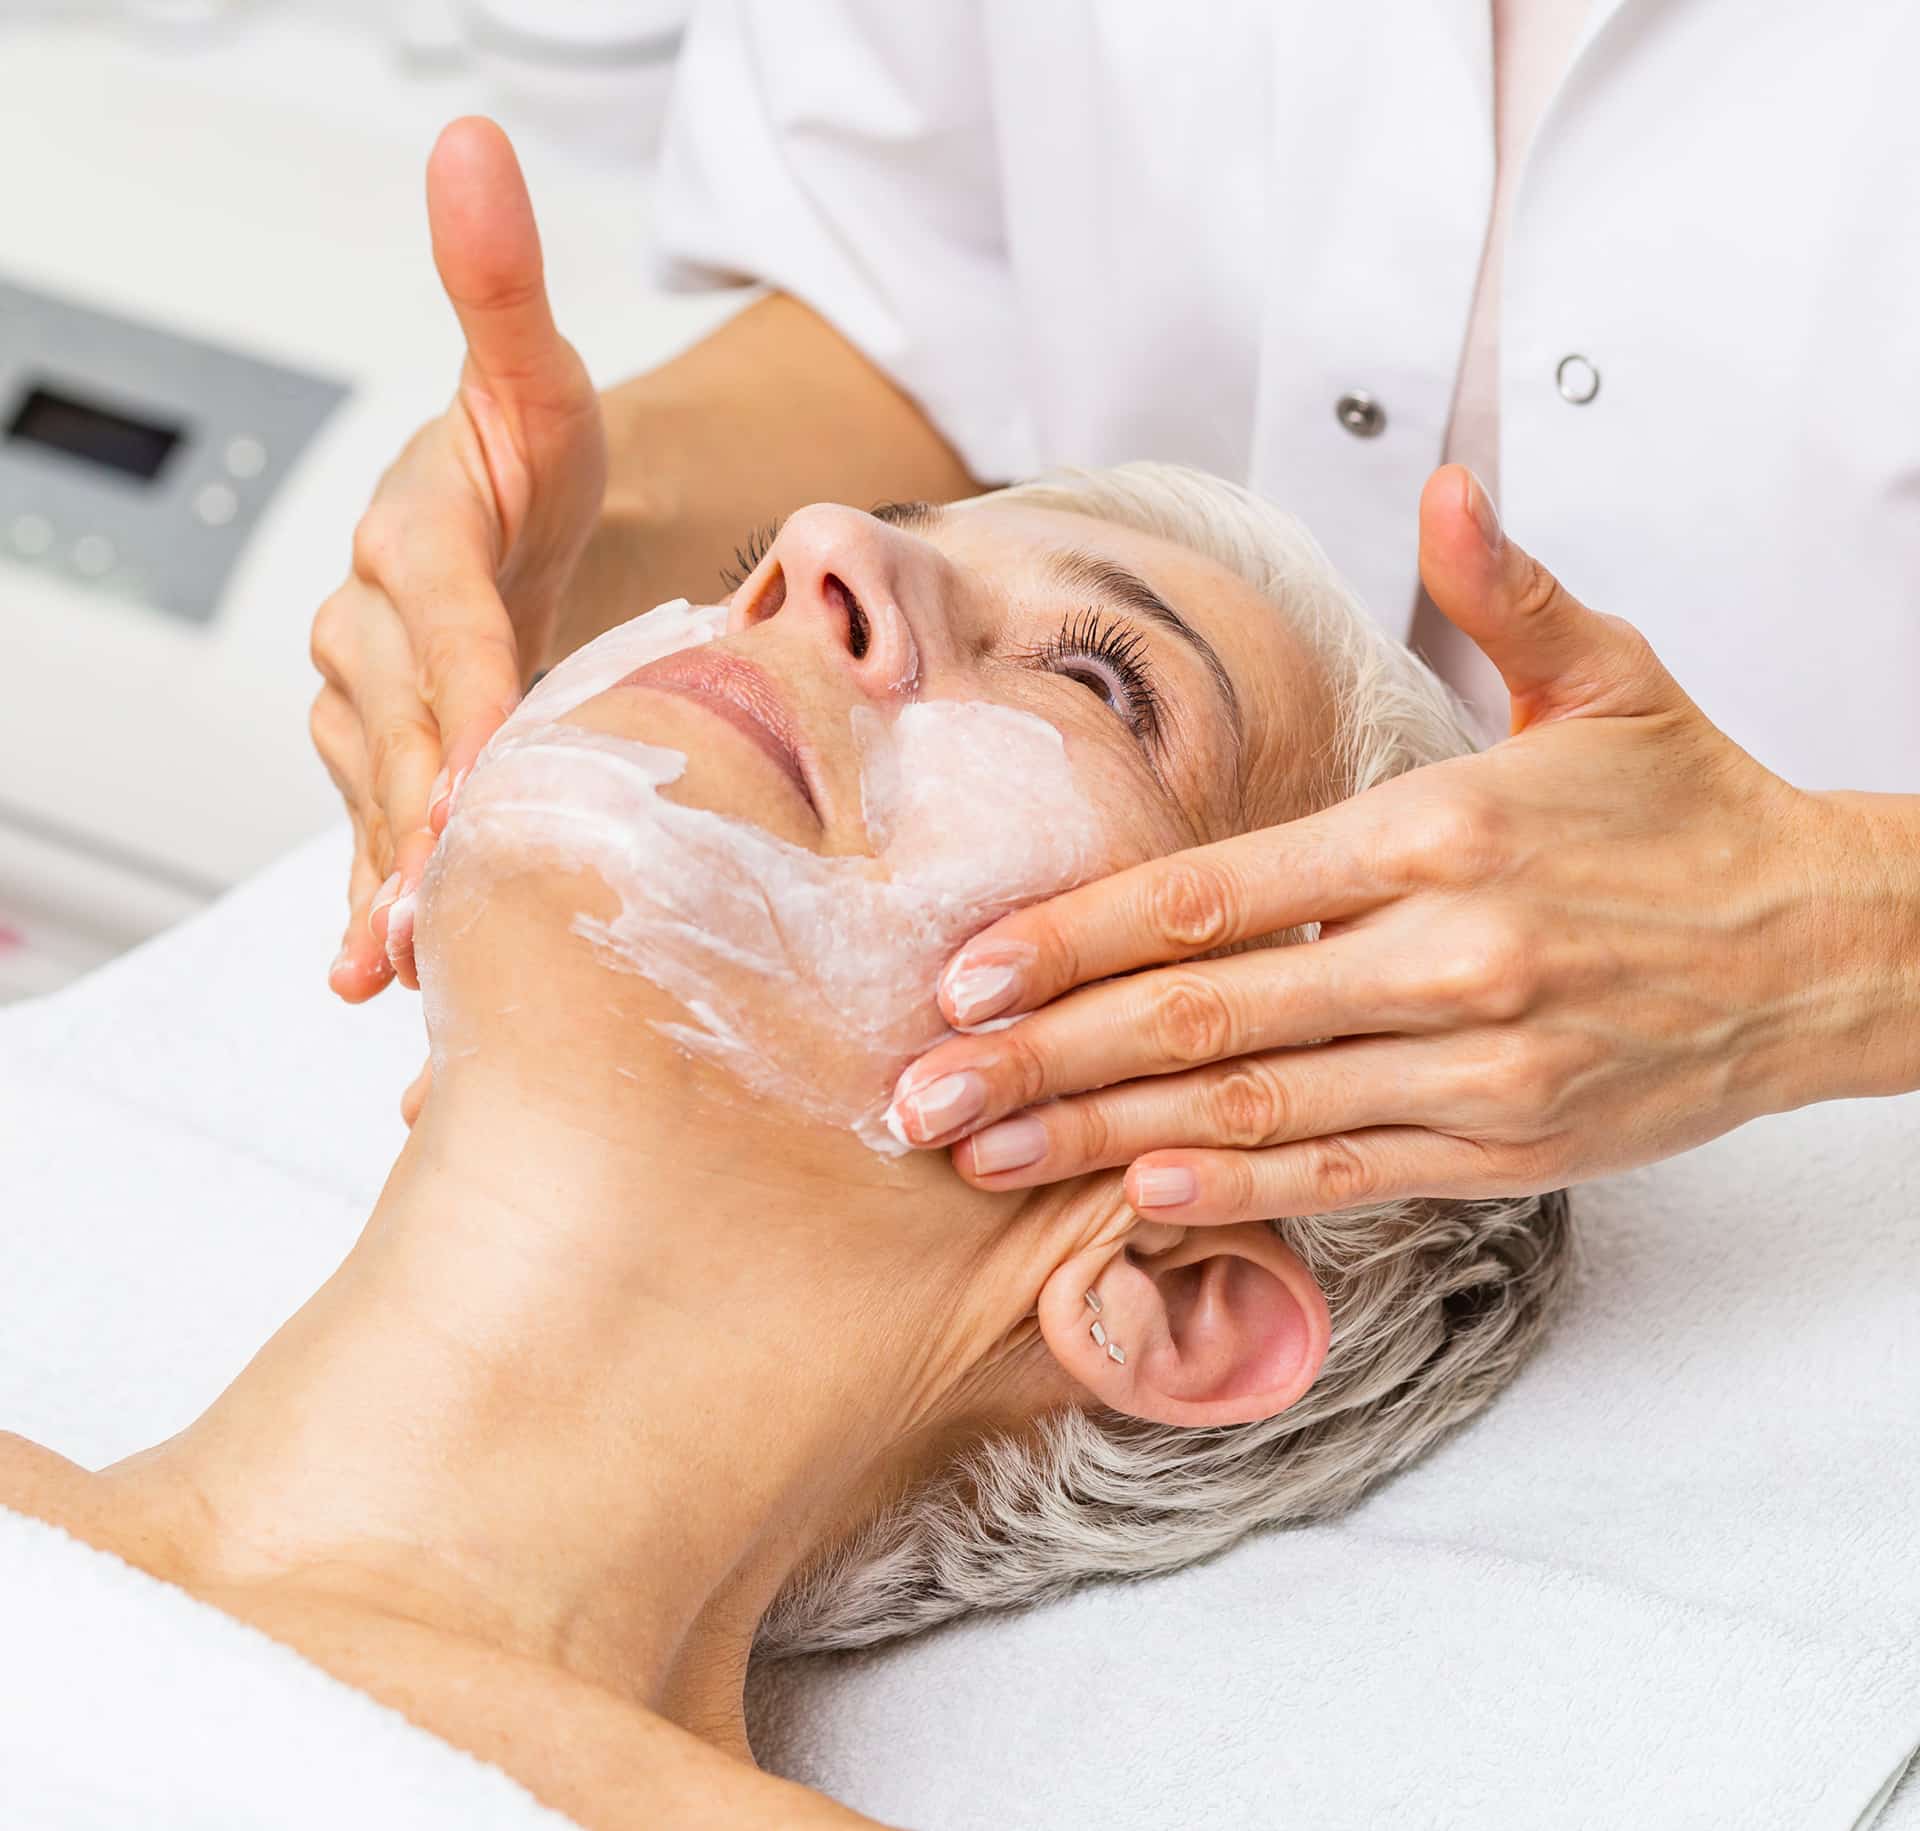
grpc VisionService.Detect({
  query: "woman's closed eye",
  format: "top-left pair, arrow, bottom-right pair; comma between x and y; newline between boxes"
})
1019,608 -> 1166,747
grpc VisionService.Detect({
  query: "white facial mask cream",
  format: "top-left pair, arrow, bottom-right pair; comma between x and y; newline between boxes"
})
420,599 -> 1100,1155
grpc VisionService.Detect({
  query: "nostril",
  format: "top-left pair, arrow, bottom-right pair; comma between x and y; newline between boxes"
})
825,573 -> 871,660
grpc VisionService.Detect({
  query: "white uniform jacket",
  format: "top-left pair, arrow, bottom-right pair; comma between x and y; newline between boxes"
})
654,0 -> 1920,790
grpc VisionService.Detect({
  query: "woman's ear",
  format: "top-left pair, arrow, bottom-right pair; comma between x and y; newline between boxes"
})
1037,1221 -> 1330,1427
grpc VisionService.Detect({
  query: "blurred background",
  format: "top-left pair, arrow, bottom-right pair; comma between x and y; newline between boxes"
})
0,0 -> 743,999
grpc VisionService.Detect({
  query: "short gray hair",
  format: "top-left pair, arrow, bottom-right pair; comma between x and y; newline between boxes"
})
755,464 -> 1574,1657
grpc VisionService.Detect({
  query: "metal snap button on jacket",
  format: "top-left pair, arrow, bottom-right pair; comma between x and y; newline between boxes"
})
1335,391 -> 1386,437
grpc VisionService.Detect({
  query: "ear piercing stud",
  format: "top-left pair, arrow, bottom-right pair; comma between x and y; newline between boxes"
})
1083,1288 -> 1125,1365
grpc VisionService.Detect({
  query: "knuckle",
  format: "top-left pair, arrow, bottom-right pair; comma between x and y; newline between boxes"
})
999,1031 -> 1054,1110
1509,555 -> 1565,625
1393,789 -> 1508,887
417,622 -> 517,709
1206,1060 -> 1294,1149
351,508 -> 404,586
366,714 -> 439,796
309,592 -> 354,683
1440,918 -> 1536,1022
1302,1134 -> 1375,1210
1146,860 -> 1238,953
1215,1150 -> 1261,1220
308,689 -> 352,765
1147,972 -> 1237,1068
1067,1098 -> 1117,1168
1481,1032 -> 1559,1114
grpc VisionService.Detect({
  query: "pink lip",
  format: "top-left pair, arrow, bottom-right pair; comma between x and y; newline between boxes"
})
613,648 -> 819,815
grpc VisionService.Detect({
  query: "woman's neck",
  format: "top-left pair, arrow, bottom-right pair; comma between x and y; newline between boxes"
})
104,1065 -> 1035,1751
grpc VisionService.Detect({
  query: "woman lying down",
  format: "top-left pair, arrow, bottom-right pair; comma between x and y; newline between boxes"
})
1,463 -> 1570,1827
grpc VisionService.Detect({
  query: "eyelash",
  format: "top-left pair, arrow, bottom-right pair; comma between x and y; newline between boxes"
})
718,521 -> 782,592
1020,607 -> 1165,745
717,526 -> 1165,748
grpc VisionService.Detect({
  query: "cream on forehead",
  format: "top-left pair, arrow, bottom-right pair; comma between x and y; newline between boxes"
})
421,598 -> 1099,1155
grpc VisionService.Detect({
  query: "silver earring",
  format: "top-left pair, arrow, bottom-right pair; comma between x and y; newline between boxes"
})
1084,1288 -> 1125,1364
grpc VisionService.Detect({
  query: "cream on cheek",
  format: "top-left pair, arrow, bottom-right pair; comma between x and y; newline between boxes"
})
419,598 -> 1105,1156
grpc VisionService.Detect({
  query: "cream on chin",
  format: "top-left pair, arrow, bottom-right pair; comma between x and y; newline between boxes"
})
418,598 -> 1100,1155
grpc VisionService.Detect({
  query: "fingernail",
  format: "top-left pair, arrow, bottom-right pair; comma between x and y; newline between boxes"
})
328,944 -> 351,982
448,764 -> 470,813
943,948 -> 1031,1027
1132,1166 -> 1197,1209
1463,468 -> 1501,549
890,1069 -> 988,1143
384,890 -> 417,968
968,1114 -> 1047,1176
427,765 -> 452,824
369,872 -> 402,935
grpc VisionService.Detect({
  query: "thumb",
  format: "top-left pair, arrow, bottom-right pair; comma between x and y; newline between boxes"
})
1417,464 -> 1689,732
426,117 -> 582,414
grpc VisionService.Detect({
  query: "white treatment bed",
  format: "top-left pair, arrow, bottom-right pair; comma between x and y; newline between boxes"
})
1,829 -> 1915,1830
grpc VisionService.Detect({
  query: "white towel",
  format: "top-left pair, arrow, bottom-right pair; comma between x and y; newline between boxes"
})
2,827 -> 1916,1830
0,1505 -> 572,1830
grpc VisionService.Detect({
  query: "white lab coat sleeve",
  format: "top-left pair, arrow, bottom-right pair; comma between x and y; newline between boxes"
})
651,0 -> 1037,483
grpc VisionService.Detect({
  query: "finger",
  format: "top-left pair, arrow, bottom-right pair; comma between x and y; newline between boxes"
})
427,707 -> 497,836
312,683 -> 395,1000
936,814 -> 1402,1028
426,118 -> 578,412
376,828 -> 438,993
1122,1127 -> 1535,1222
949,1037 -> 1446,1194
350,499 -> 523,833
308,679 -> 369,824
1417,464 -> 1690,731
892,939 -> 1428,1147
331,853 -> 397,1003
338,546 -> 478,874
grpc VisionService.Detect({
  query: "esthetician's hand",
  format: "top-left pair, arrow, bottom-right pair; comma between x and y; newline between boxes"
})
886,466 -> 1920,1218
309,117 -> 606,1000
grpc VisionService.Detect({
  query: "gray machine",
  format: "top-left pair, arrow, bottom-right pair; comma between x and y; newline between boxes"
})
0,276 -> 348,625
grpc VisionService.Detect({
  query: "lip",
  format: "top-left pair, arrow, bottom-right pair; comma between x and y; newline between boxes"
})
613,648 -> 820,817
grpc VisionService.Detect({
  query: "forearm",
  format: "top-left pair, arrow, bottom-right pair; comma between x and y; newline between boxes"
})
1789,789 -> 1920,1105
550,291 -> 981,664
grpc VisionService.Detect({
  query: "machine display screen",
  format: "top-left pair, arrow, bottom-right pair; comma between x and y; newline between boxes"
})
4,382 -> 184,482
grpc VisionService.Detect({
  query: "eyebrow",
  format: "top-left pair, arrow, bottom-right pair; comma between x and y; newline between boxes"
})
870,500 -> 1247,767
1043,546 -> 1245,755
868,498 -> 942,530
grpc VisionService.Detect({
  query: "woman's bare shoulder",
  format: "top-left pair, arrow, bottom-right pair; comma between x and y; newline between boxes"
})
194,1582 -> 888,1830
0,1431 -> 110,1543
0,1433 -> 888,1829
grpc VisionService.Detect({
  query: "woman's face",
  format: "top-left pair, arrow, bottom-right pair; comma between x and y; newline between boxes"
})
419,496 -> 1333,1150
572,498 -> 1324,864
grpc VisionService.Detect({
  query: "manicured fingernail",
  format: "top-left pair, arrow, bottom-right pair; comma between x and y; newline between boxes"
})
369,872 -> 402,937
1463,468 -> 1501,549
968,1114 -> 1047,1176
384,890 -> 417,968
890,1069 -> 988,1143
943,946 -> 1032,1027
1133,1166 -> 1197,1209
427,765 -> 452,824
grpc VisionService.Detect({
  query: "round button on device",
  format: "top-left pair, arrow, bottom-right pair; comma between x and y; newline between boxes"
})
9,513 -> 54,558
1556,354 -> 1600,404
194,482 -> 239,528
225,435 -> 267,480
1335,391 -> 1387,438
71,534 -> 117,578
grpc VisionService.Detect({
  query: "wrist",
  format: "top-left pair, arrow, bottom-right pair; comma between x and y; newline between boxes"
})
1784,789 -> 1920,1105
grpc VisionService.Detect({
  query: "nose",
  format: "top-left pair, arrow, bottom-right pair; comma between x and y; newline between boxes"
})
739,504 -> 931,700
